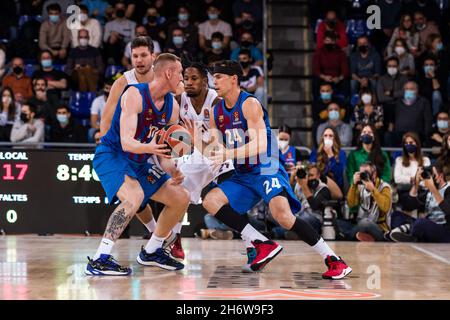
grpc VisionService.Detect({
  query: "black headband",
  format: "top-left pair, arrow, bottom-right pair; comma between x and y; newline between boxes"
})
212,65 -> 242,78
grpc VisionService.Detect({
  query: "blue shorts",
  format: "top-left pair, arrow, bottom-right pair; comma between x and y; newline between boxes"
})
93,144 -> 170,207
218,168 -> 301,214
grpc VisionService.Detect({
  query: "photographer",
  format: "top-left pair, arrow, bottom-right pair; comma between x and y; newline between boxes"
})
290,163 -> 336,234
337,162 -> 392,242
387,164 -> 450,242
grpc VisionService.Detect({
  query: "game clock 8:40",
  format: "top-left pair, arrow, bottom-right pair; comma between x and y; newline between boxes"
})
56,164 -> 100,181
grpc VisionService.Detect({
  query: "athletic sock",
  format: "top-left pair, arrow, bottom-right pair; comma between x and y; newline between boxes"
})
241,234 -> 255,248
144,234 -> 165,254
93,238 -> 115,260
312,238 -> 338,260
144,218 -> 157,233
172,222 -> 182,234
241,224 -> 268,242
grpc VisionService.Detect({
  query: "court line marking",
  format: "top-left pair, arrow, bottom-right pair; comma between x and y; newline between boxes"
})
409,244 -> 450,265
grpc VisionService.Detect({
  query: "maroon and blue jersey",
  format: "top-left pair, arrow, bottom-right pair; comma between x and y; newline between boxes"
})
213,91 -> 280,175
101,83 -> 173,163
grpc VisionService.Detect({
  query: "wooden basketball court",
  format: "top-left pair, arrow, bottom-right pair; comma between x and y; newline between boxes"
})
1,235 -> 450,300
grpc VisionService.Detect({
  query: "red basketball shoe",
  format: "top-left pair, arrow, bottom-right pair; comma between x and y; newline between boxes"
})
250,240 -> 283,272
322,255 -> 352,280
170,233 -> 185,260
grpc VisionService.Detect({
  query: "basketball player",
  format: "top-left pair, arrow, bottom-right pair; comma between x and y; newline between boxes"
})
100,36 -> 185,259
175,62 -> 234,205
203,60 -> 352,279
86,53 -> 189,276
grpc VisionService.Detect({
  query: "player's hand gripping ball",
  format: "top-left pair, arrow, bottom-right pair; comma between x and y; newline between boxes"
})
157,124 -> 192,158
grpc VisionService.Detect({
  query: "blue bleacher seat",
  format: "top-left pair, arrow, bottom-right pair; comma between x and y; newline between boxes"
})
69,91 -> 97,120
52,64 -> 65,72
24,64 -> 36,77
346,19 -> 372,45
105,65 -> 125,78
18,15 -> 42,29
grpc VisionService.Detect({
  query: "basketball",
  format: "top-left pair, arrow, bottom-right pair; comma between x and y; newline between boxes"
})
157,124 -> 192,157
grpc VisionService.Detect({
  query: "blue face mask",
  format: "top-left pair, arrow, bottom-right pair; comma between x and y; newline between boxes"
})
211,41 -> 222,50
57,114 -> 68,124
436,42 -> 444,51
328,110 -> 340,120
178,13 -> 188,21
404,90 -> 417,104
173,36 -> 184,46
49,15 -> 60,23
405,143 -> 417,154
437,120 -> 449,129
360,134 -> 374,145
208,13 -> 219,20
321,92 -> 332,101
41,59 -> 52,68
424,65 -> 435,75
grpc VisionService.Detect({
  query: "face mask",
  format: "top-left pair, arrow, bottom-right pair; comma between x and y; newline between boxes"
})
395,46 -> 406,55
307,179 -> 319,190
79,38 -> 89,47
278,139 -> 289,150
211,41 -> 222,50
416,23 -> 426,31
424,65 -> 435,75
208,13 -> 219,20
242,19 -> 253,30
2,96 -> 12,105
240,61 -> 250,68
437,120 -> 448,129
404,90 -> 417,104
41,59 -> 52,68
324,43 -> 335,51
328,110 -> 340,120
79,13 -> 88,22
241,40 -> 252,48
387,67 -> 398,76
178,13 -> 188,21
13,66 -> 23,75
49,15 -> 60,23
147,15 -> 157,24
20,112 -> 29,123
361,94 -> 372,105
116,9 -> 125,18
324,138 -> 333,148
436,42 -> 444,51
321,92 -> 332,101
361,134 -> 374,144
57,114 -> 68,124
104,91 -> 110,98
326,19 -> 337,29
173,36 -> 184,46
405,143 -> 417,154
359,45 -> 369,54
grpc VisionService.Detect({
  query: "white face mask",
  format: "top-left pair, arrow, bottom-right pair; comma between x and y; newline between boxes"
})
79,13 -> 88,22
387,67 -> 398,76
395,46 -> 406,55
79,38 -> 89,47
324,138 -> 333,148
2,96 -> 12,106
278,140 -> 289,150
361,94 -> 372,104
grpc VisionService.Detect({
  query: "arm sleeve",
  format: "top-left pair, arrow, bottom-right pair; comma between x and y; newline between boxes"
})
341,52 -> 350,78
346,151 -> 357,185
347,183 -> 360,208
22,120 -> 44,143
91,19 -> 102,48
341,124 -> 353,147
39,22 -> 51,50
0,111 -> 8,126
381,152 -> 392,183
307,188 -> 331,211
372,186 -> 392,216
10,122 -> 29,142
103,22 -> 111,42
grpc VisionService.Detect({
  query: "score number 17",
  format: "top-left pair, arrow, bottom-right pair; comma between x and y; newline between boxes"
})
2,164 -> 28,181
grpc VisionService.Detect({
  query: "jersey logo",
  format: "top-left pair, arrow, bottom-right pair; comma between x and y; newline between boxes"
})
161,113 -> 166,120
204,109 -> 210,119
184,104 -> 188,110
233,111 -> 239,121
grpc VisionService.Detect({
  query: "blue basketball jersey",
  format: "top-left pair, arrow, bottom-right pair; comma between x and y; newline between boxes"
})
281,146 -> 298,167
101,83 -> 173,163
213,91 -> 280,175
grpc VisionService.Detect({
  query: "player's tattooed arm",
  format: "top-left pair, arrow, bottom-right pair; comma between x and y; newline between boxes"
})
104,207 -> 133,241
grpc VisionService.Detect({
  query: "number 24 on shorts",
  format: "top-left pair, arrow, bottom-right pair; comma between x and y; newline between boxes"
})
263,178 -> 281,195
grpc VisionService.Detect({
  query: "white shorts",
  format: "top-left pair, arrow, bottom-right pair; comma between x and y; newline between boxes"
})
175,148 -> 234,204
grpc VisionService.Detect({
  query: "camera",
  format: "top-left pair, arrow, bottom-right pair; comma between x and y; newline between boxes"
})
296,167 -> 307,179
421,166 -> 433,179
358,171 -> 370,184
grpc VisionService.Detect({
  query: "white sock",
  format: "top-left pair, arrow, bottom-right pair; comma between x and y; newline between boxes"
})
172,222 -> 182,234
93,238 -> 114,260
241,224 -> 268,243
312,238 -> 338,260
241,234 -> 255,248
145,234 -> 165,254
144,218 -> 157,233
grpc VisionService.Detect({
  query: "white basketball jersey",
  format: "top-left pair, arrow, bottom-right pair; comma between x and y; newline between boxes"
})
180,88 -> 217,142
124,69 -> 138,85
